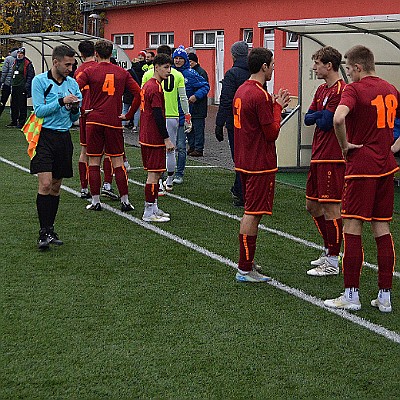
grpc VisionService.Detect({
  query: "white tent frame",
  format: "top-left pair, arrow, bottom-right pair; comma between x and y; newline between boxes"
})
0,31 -> 132,73
258,14 -> 400,168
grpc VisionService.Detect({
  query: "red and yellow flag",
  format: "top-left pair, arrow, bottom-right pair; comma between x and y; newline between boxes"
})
21,112 -> 44,159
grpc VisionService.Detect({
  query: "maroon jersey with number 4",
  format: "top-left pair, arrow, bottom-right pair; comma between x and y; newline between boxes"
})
139,78 -> 166,147
76,61 -> 140,128
340,76 -> 400,178
234,80 -> 277,173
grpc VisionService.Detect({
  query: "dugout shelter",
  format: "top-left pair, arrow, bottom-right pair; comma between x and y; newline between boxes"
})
0,31 -> 131,108
0,31 -> 131,73
258,14 -> 400,168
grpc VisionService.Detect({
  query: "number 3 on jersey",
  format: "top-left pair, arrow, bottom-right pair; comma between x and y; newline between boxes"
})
371,94 -> 398,129
233,97 -> 242,129
102,74 -> 115,96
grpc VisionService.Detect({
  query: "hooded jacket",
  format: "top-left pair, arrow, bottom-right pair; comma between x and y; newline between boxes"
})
0,50 -> 18,87
172,46 -> 210,119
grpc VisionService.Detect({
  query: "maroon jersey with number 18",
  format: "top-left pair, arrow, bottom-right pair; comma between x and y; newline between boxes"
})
339,76 -> 400,178
76,61 -> 140,128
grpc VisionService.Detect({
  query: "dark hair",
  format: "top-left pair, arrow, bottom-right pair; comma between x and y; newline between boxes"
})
312,46 -> 342,72
147,51 -> 155,57
10,47 -> 19,53
78,40 -> 95,58
94,39 -> 113,59
248,47 -> 273,74
344,45 -> 375,73
52,45 -> 75,61
154,53 -> 172,66
157,45 -> 172,56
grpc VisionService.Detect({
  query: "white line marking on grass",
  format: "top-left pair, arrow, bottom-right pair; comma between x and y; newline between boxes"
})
184,165 -> 221,168
2,156 -> 400,344
128,178 -> 400,279
270,281 -> 400,344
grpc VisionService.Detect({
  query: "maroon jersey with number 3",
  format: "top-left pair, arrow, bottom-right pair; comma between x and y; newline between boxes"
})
233,80 -> 277,173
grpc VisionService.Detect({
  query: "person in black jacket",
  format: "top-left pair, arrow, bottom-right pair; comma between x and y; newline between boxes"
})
215,41 -> 250,206
122,62 -> 140,131
187,52 -> 209,156
131,51 -> 147,85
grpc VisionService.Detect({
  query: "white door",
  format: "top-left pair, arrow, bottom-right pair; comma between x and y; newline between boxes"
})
214,31 -> 224,104
263,29 -> 275,93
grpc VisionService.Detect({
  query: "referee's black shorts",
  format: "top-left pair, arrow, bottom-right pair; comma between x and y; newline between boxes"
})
30,127 -> 74,179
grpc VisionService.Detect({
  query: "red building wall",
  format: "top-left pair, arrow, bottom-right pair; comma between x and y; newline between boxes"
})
103,0 -> 399,99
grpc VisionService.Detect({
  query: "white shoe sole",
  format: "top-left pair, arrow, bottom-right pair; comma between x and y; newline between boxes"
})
324,298 -> 361,311
307,266 -> 339,276
142,215 -> 170,222
371,298 -> 392,313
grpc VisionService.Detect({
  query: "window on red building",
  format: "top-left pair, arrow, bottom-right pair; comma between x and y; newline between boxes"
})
285,32 -> 299,48
149,32 -> 174,48
113,34 -> 134,49
243,29 -> 253,48
193,31 -> 217,48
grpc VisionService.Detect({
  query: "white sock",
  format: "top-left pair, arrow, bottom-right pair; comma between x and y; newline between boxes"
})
378,289 -> 391,302
166,149 -> 176,172
166,174 -> 174,186
158,179 -> 163,191
92,195 -> 100,204
345,287 -> 359,302
103,182 -> 111,190
327,255 -> 338,267
144,202 -> 154,217
121,194 -> 128,204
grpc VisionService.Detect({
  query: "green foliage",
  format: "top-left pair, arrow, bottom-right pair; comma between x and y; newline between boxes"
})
0,0 -> 82,35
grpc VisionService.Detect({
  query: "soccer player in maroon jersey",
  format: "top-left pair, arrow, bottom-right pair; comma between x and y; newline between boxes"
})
233,48 -> 290,282
76,39 -> 141,212
325,45 -> 400,312
140,53 -> 175,222
74,40 -> 97,200
304,46 -> 345,276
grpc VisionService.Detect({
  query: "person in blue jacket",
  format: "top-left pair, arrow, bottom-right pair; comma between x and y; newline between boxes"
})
187,52 -> 209,157
172,45 -> 209,182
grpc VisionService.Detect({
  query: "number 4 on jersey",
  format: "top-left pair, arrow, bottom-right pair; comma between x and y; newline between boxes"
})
102,74 -> 115,96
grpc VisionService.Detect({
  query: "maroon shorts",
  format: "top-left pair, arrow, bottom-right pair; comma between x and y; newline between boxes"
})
241,172 -> 275,215
79,114 -> 87,146
141,145 -> 166,172
342,175 -> 395,221
306,162 -> 345,203
86,123 -> 124,157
